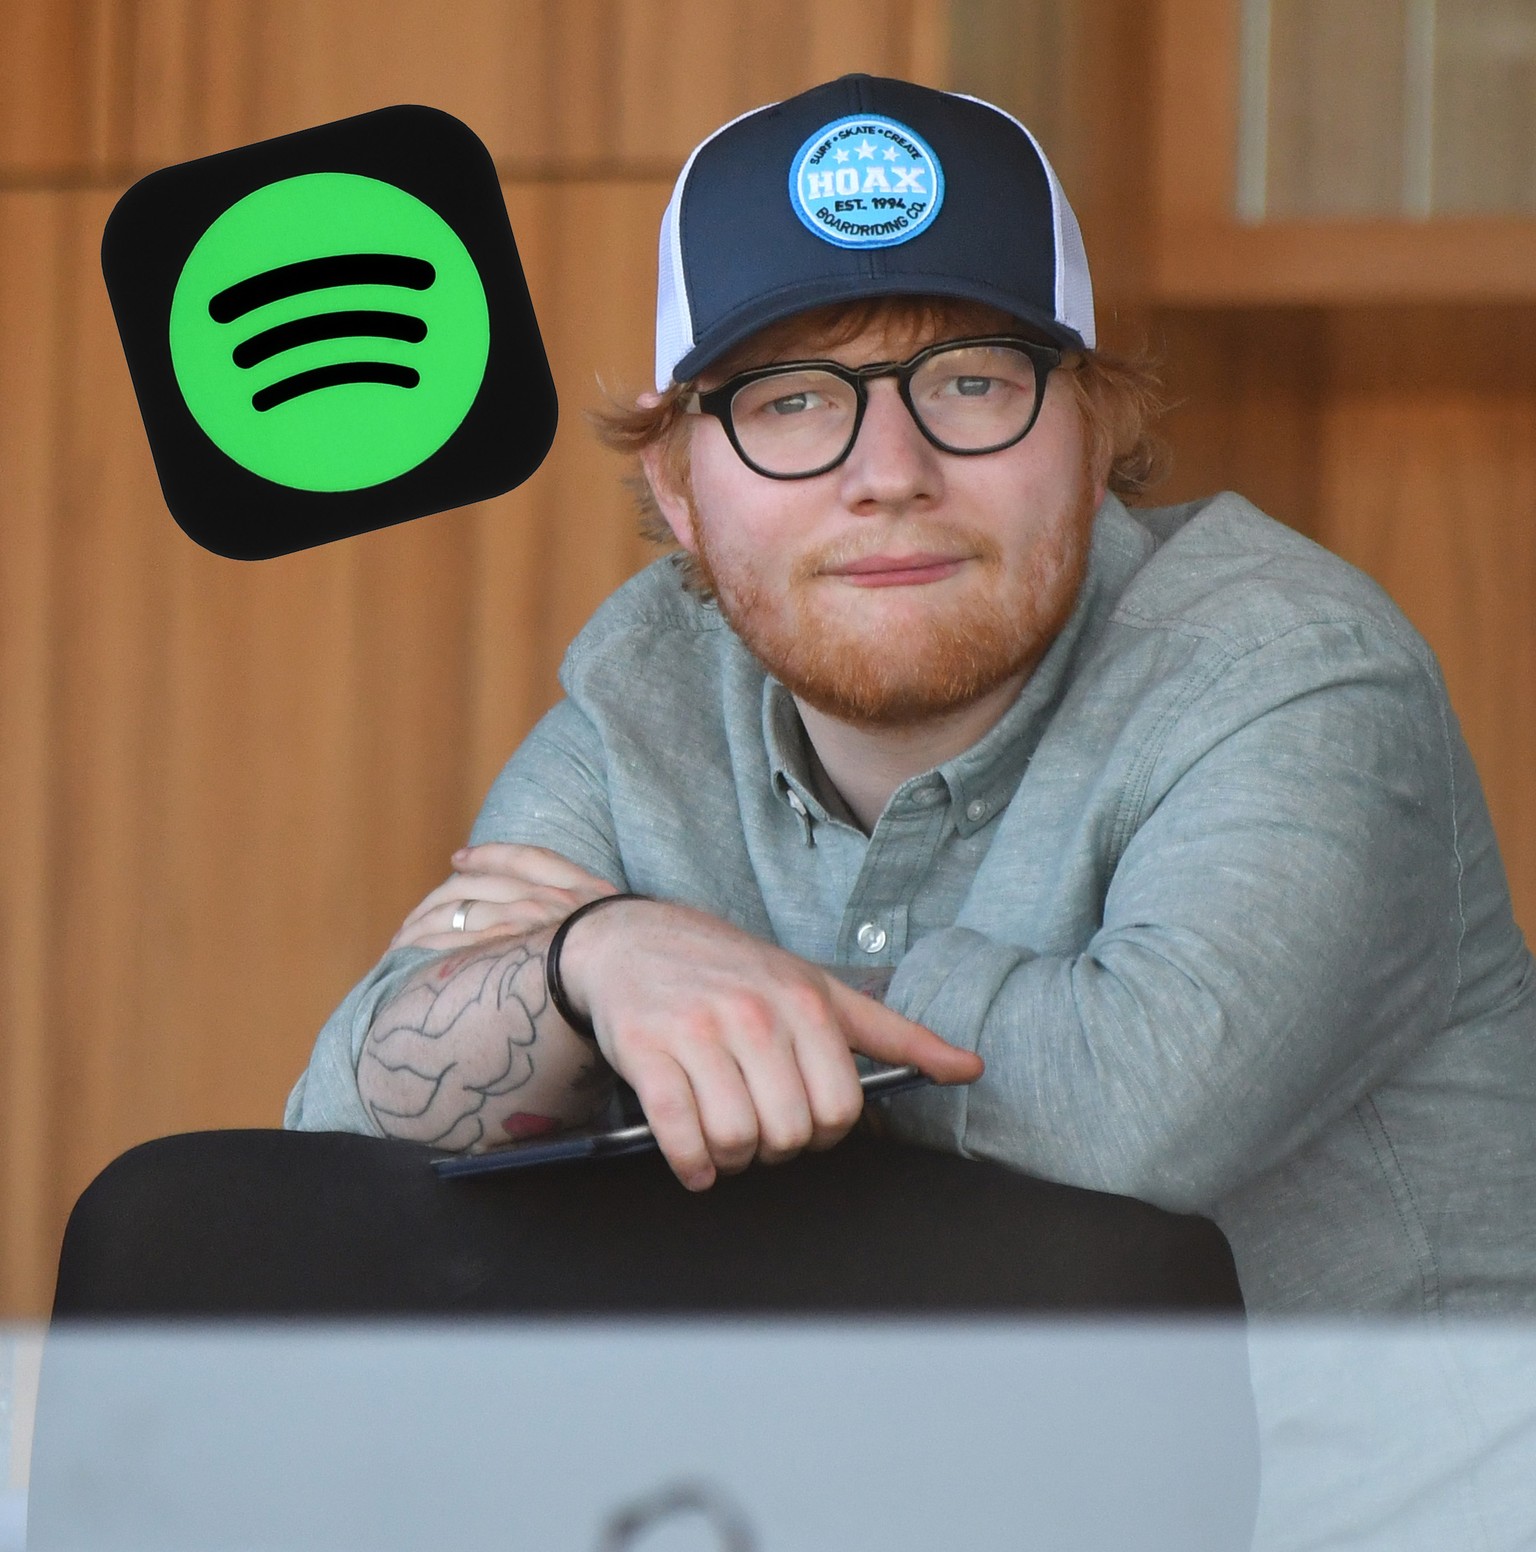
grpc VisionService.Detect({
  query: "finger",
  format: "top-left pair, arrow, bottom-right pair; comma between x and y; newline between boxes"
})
397,873 -> 499,933
829,983 -> 985,1084
624,1050 -> 717,1192
450,843 -> 620,894
393,902 -> 565,952
397,926 -> 541,954
790,1033 -> 866,1151
722,1007 -> 815,1164
396,877 -> 461,931
404,871 -> 594,928
673,1036 -> 761,1174
397,929 -> 536,954
392,886 -> 593,948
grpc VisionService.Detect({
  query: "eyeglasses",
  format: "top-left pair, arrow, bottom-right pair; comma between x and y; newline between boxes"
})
682,334 -> 1064,480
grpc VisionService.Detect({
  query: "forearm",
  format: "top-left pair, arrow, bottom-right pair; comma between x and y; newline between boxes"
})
881,930 -> 1269,1208
357,929 -> 614,1151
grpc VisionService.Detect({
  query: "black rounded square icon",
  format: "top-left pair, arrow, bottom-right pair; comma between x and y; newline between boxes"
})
103,105 -> 557,559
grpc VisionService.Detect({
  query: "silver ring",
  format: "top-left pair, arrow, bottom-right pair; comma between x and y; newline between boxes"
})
451,900 -> 472,933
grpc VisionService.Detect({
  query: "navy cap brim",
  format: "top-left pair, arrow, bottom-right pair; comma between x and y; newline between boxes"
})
671,276 -> 1087,384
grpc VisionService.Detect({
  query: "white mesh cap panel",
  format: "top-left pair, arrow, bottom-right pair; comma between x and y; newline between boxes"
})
1050,187 -> 1095,349
654,100 -> 778,390
1020,121 -> 1095,349
654,175 -> 694,393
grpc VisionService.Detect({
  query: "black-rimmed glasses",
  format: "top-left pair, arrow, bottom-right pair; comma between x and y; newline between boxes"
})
682,334 -> 1064,480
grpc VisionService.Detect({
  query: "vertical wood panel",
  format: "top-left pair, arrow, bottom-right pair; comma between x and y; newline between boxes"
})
463,179 -> 669,804
0,1 -> 120,177
1321,398 -> 1536,929
1151,306 -> 1328,538
1434,0 -> 1536,214
348,515 -> 479,948
1053,0 -> 1160,315
1152,0 -> 1239,233
1316,307 -> 1536,936
527,182 -> 667,664
1267,0 -> 1409,217
49,189 -> 174,1163
950,0 -> 1066,155
148,535 -> 368,1131
612,0 -> 952,166
0,194 -> 66,1313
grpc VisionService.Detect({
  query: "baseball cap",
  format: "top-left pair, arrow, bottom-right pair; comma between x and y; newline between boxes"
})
655,73 -> 1094,391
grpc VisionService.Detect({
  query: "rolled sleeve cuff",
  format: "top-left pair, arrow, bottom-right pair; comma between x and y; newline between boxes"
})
882,926 -> 1036,1154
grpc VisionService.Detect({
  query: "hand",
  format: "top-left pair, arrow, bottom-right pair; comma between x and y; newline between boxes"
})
389,843 -> 620,952
556,899 -> 984,1191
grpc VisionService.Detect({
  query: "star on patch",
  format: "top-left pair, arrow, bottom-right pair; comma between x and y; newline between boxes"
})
856,137 -> 877,159
883,146 -> 899,161
833,147 -> 849,163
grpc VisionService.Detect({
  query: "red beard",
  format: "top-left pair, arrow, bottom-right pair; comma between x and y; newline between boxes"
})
691,476 -> 1098,730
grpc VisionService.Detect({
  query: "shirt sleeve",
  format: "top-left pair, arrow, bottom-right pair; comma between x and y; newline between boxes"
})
880,619 -> 1465,1214
465,699 -> 625,881
284,698 -> 623,1132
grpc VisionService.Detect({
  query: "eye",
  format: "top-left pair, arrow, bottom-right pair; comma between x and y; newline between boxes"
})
930,372 -> 1015,402
732,371 -> 845,423
766,390 -> 824,416
919,347 -> 1036,403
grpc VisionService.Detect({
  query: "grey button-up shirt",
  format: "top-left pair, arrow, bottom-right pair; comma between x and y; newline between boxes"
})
288,492 -> 1536,1317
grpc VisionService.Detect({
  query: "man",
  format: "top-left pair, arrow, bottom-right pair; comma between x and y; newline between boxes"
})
289,73 -> 1536,1323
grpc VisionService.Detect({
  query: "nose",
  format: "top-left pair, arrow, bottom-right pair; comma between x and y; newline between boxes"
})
835,376 -> 942,511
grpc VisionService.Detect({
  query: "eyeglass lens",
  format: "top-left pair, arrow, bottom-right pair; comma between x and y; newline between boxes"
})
728,342 -> 1042,476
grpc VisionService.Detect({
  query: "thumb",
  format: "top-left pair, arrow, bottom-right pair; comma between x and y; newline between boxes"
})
828,982 -> 985,1085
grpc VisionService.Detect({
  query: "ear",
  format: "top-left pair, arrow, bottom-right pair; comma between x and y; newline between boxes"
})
637,405 -> 696,552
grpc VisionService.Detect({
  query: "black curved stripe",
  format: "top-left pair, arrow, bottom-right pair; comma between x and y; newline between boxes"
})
252,361 -> 420,412
209,254 -> 435,323
232,310 -> 427,369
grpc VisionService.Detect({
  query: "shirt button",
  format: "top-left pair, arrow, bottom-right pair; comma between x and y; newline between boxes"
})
856,922 -> 888,955
965,798 -> 988,822
786,790 -> 808,816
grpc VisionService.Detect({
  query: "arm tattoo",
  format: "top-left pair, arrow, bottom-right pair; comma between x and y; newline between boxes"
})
360,937 -> 587,1150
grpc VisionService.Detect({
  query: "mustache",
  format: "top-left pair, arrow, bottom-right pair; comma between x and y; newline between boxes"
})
790,521 -> 1003,584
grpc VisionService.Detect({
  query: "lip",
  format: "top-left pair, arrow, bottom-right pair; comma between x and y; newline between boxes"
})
823,552 -> 970,587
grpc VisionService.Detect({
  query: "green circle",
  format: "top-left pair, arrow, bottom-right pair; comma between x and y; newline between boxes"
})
169,172 -> 490,492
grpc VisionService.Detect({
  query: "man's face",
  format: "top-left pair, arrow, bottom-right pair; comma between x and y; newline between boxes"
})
646,314 -> 1104,730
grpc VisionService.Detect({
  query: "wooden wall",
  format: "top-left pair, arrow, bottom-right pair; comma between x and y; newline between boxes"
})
0,0 -> 948,1315
3,0 -> 1534,1315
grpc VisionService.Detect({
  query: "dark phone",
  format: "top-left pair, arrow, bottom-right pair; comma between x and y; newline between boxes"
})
432,1064 -> 929,1180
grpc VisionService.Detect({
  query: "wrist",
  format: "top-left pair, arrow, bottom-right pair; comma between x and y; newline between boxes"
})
545,893 -> 651,1039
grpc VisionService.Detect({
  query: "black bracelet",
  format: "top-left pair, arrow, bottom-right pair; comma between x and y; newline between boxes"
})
545,893 -> 651,1041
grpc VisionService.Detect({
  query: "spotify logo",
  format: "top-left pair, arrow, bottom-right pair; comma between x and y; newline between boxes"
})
104,107 -> 556,558
170,172 -> 490,492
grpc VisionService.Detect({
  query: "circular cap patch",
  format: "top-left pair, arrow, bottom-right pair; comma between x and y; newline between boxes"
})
789,114 -> 944,249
